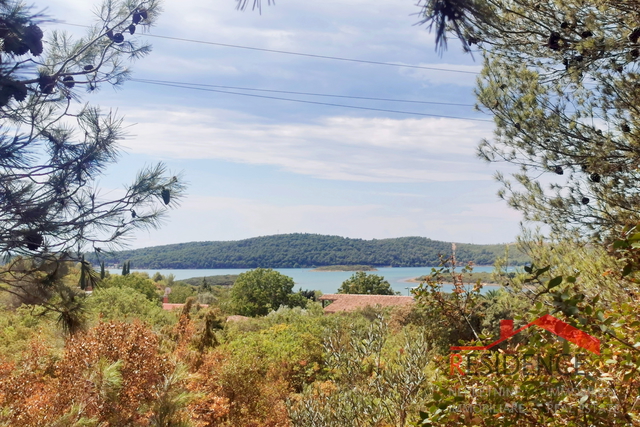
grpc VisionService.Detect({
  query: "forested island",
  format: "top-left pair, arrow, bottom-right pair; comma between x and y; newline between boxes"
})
95,233 -> 529,269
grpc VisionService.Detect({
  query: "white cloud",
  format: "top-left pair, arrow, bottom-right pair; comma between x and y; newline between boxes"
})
120,106 -> 494,182
42,0 -> 522,248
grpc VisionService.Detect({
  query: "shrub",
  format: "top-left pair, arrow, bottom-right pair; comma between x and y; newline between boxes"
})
102,273 -> 161,303
229,268 -> 301,317
337,272 -> 396,295
87,286 -> 175,327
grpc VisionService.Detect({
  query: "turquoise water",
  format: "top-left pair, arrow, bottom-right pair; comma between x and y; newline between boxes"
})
109,265 -> 512,295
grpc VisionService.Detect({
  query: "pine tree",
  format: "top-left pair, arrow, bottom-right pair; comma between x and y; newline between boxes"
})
418,0 -> 640,240
201,277 -> 211,292
122,260 -> 131,276
0,0 -> 184,326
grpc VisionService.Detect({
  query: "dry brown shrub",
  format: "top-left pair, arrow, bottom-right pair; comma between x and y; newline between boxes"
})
0,340 -> 59,426
55,320 -> 169,424
187,349 -> 291,427
0,321 -> 175,426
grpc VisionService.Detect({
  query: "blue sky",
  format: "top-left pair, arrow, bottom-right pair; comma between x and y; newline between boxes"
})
44,0 -> 523,248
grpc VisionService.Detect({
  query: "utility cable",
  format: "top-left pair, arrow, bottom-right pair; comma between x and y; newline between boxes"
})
143,33 -> 479,74
132,78 -> 476,107
130,79 -> 493,122
59,22 -> 479,75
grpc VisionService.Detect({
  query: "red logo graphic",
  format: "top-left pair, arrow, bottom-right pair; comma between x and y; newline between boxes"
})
450,314 -> 600,355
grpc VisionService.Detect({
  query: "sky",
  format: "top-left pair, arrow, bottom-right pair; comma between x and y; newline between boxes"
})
42,0 -> 523,248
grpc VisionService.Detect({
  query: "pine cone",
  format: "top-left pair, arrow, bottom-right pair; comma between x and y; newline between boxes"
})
112,33 -> 124,44
161,188 -> 170,205
25,231 -> 43,251
10,81 -> 27,101
62,76 -> 75,88
548,33 -> 561,50
24,24 -> 44,55
38,74 -> 56,94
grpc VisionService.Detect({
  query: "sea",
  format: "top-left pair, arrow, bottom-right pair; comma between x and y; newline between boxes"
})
108,265 -> 516,295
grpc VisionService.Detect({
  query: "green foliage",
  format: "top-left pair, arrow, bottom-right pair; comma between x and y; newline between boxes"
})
179,275 -> 238,287
167,283 -> 197,304
419,0 -> 640,238
415,271 -> 497,284
0,0 -> 185,331
78,256 -> 100,291
102,273 -> 160,303
223,308 -> 326,391
413,231 -> 640,426
96,234 -> 529,269
121,261 -> 131,276
338,271 -> 397,295
0,305 -> 58,360
289,315 -> 434,427
229,268 -> 305,317
147,363 -> 196,427
87,287 -> 174,327
412,257 -> 528,353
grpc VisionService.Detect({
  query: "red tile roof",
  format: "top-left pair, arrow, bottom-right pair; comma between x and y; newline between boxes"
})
318,294 -> 414,313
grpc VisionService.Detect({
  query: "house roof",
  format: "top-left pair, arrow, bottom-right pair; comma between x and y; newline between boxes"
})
318,294 -> 414,313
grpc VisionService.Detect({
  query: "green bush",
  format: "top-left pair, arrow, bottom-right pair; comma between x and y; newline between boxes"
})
337,271 -> 397,295
0,305 -> 58,360
229,268 -> 304,316
167,283 -> 197,304
223,306 -> 329,391
102,273 -> 160,303
88,287 -> 174,327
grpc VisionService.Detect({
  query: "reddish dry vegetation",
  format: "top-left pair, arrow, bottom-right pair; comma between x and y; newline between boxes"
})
0,317 -> 293,427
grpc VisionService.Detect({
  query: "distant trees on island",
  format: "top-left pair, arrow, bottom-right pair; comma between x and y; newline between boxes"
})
95,234 -> 529,269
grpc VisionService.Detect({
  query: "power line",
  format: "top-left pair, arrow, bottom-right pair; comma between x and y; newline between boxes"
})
144,34 -> 479,74
130,79 -> 493,122
59,22 -> 479,75
131,78 -> 476,107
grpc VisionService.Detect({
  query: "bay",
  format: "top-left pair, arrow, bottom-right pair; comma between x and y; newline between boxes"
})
109,265 -> 511,295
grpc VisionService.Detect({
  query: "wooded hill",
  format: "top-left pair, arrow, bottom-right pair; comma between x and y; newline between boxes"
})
95,234 -> 528,269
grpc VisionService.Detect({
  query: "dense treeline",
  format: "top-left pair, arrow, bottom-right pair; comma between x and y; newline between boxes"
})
95,234 -> 528,269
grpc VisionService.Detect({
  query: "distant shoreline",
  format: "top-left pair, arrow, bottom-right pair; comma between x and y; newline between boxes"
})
404,277 -> 500,287
404,277 -> 500,286
311,265 -> 378,272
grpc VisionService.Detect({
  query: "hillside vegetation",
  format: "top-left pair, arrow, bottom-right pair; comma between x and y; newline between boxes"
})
95,233 -> 528,269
